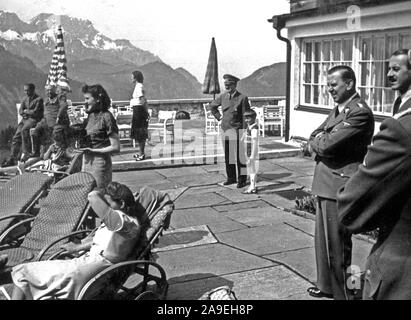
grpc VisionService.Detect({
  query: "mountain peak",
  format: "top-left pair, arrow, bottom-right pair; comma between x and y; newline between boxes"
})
0,11 -> 161,67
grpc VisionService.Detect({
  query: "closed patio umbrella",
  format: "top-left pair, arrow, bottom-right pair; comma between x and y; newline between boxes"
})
202,37 -> 220,99
45,25 -> 71,93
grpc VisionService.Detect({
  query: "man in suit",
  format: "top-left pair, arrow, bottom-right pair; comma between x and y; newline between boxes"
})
337,49 -> 411,300
307,66 -> 375,300
390,49 -> 411,116
209,74 -> 251,188
2,83 -> 44,167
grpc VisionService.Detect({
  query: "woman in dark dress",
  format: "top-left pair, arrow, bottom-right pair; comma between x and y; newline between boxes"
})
130,71 -> 149,161
80,84 -> 120,190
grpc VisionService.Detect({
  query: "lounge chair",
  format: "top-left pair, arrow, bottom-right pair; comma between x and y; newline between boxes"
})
0,172 -> 96,282
37,187 -> 174,300
0,173 -> 53,240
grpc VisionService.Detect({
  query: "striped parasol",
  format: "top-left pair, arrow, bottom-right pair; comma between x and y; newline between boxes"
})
45,25 -> 71,92
202,37 -> 220,99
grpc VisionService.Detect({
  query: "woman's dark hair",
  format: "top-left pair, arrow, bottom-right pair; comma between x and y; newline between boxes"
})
132,71 -> 144,84
104,182 -> 139,219
82,84 -> 111,112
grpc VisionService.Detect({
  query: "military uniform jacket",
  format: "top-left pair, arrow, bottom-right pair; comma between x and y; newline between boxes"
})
337,98 -> 411,300
19,93 -> 44,122
310,93 -> 374,200
209,91 -> 251,131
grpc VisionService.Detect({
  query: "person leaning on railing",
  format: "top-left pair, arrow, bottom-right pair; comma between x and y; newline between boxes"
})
76,84 -> 120,190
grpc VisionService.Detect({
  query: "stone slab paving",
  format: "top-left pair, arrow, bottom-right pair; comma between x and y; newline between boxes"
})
153,225 -> 217,252
214,186 -> 260,203
213,200 -> 269,213
174,192 -> 228,209
216,223 -> 314,256
223,206 -> 302,228
260,193 -> 297,211
169,172 -> 227,187
256,181 -> 305,194
155,166 -> 208,177
156,243 -> 274,284
167,265 -> 317,300
113,170 -> 166,184
264,247 -> 317,283
170,207 -> 231,229
206,220 -> 249,234
264,239 -> 372,284
162,187 -> 188,202
110,156 -> 375,300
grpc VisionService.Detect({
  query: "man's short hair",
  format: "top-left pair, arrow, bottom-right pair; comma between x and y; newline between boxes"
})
391,49 -> 411,69
244,109 -> 257,119
327,65 -> 356,87
24,83 -> 35,91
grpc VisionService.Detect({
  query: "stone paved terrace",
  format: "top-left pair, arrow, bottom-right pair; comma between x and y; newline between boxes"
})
0,122 -> 373,300
112,119 -> 300,171
112,156 -> 373,300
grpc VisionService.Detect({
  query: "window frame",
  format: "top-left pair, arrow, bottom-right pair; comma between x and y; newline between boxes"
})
299,28 -> 411,116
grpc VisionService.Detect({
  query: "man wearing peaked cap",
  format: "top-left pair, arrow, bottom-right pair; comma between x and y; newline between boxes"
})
223,74 -> 240,83
209,73 -> 251,189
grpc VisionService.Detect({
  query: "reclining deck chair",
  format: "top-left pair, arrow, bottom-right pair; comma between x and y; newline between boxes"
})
0,172 -> 96,283
36,187 -> 174,300
0,173 -> 53,238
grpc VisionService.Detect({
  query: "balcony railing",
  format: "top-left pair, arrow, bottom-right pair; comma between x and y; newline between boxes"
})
67,96 -> 286,120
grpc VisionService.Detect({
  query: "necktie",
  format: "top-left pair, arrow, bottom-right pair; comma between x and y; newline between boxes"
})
393,97 -> 402,115
335,107 -> 340,117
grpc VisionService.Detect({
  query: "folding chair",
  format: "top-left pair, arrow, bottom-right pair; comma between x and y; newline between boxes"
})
148,111 -> 176,144
0,172 -> 96,279
36,187 -> 174,300
0,173 -> 53,239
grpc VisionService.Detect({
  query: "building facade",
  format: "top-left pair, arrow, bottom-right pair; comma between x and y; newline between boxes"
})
271,0 -> 411,138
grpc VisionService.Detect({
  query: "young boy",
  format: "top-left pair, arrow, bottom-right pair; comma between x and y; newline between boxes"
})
241,109 -> 259,194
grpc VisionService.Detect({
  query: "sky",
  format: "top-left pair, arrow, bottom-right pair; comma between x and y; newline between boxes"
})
0,0 -> 290,81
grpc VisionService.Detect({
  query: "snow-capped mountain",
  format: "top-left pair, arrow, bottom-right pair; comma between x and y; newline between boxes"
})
0,10 -> 161,68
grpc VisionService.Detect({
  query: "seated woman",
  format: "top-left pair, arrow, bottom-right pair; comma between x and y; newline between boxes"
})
10,182 -> 146,300
0,126 -> 74,176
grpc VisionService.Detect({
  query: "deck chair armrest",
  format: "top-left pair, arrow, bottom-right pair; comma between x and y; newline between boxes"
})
0,213 -> 33,223
31,169 -> 70,176
36,229 -> 96,261
0,216 -> 35,246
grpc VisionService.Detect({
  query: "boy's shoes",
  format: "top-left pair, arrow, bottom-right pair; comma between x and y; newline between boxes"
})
242,188 -> 257,194
133,154 -> 146,161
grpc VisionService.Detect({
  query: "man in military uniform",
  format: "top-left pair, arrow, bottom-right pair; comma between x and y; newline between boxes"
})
307,66 -> 374,300
31,86 -> 70,157
337,49 -> 411,300
2,83 -> 44,167
209,74 -> 251,188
